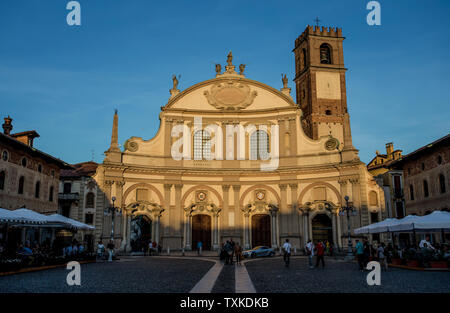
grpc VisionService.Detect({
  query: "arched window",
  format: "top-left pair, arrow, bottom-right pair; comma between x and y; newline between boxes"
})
325,110 -> 332,115
18,176 -> 25,194
194,130 -> 211,160
49,186 -> 54,202
302,48 -> 307,69
423,180 -> 429,198
320,44 -> 332,64
409,185 -> 414,201
86,192 -> 95,208
0,171 -> 5,190
369,191 -> 378,206
439,174 -> 446,194
21,157 -> 27,167
35,181 -> 40,198
250,130 -> 269,160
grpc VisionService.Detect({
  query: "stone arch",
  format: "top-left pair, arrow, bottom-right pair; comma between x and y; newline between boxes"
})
297,182 -> 341,206
123,183 -> 164,206
181,185 -> 223,208
239,184 -> 281,208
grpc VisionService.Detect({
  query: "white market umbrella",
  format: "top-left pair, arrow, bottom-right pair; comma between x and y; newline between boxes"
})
46,214 -> 95,230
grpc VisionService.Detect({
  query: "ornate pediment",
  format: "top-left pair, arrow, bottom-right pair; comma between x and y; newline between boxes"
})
203,80 -> 257,110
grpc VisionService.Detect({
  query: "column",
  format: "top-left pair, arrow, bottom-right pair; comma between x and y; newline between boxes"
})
303,209 -> 310,243
126,214 -> 131,251
222,185 -> 230,236
115,181 -> 126,248
183,207 -> 192,250
331,211 -> 338,248
279,184 -> 288,237
174,184 -> 183,236
270,207 -> 279,249
164,184 -> 172,235
232,185 -> 240,237
242,206 -> 251,249
336,211 -> 342,249
289,183 -> 298,235
211,206 -> 221,250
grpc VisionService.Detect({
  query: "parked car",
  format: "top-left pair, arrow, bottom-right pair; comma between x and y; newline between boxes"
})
242,246 -> 275,258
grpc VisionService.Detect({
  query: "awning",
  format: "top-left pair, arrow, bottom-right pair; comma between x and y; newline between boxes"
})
354,218 -> 398,234
354,212 -> 450,234
389,211 -> 450,232
46,214 -> 95,230
0,208 -> 95,230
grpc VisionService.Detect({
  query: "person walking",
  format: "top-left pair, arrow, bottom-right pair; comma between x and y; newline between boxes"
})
305,239 -> 315,269
234,242 -> 242,265
97,241 -> 105,261
315,240 -> 325,268
197,241 -> 203,255
229,238 -> 236,265
224,241 -> 233,265
355,239 -> 365,271
282,239 -> 292,267
377,242 -> 388,271
107,240 -> 115,262
148,241 -> 153,256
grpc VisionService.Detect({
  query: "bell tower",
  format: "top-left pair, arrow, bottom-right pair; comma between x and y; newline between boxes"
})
293,25 -> 355,154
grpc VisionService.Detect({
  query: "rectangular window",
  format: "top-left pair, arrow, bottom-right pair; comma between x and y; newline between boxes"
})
85,213 -> 94,225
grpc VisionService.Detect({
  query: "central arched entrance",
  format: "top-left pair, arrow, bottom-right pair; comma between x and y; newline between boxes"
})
192,214 -> 211,251
251,214 -> 271,248
312,214 -> 332,243
130,215 -> 152,252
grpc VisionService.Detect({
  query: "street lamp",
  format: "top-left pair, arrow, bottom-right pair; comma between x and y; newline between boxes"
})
339,195 -> 357,260
104,196 -> 122,242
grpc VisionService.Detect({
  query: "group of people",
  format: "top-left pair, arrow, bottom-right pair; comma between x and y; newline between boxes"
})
63,240 -> 86,258
148,241 -> 162,256
219,239 -> 243,265
354,235 -> 450,271
96,240 -> 116,262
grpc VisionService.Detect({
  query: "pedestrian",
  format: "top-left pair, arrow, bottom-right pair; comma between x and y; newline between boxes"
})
315,240 -> 325,268
355,239 -> 364,271
157,244 -> 162,254
197,241 -> 203,255
363,239 -> 371,267
224,241 -> 233,264
229,238 -> 235,264
107,240 -> 115,262
282,239 -> 292,267
97,241 -> 105,261
148,241 -> 153,256
377,242 -> 388,271
305,239 -> 315,269
234,242 -> 242,265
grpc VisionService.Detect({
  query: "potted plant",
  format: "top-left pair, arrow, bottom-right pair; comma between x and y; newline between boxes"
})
429,251 -> 448,269
404,248 -> 420,267
390,249 -> 402,265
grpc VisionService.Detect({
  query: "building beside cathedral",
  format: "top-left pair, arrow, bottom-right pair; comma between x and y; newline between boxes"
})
89,25 -> 386,252
368,142 -> 405,219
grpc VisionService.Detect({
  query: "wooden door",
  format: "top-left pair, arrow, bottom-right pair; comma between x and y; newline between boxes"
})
192,214 -> 211,250
251,214 -> 271,248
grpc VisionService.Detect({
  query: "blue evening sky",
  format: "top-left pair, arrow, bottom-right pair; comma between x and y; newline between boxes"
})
0,0 -> 449,164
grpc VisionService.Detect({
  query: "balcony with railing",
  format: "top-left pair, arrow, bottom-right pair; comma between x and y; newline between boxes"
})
58,192 -> 80,201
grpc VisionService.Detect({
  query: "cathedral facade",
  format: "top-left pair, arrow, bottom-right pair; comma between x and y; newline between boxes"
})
90,26 -> 386,252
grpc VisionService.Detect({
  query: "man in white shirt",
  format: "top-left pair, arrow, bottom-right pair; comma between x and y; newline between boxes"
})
419,235 -> 435,250
305,240 -> 315,269
282,239 -> 292,267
